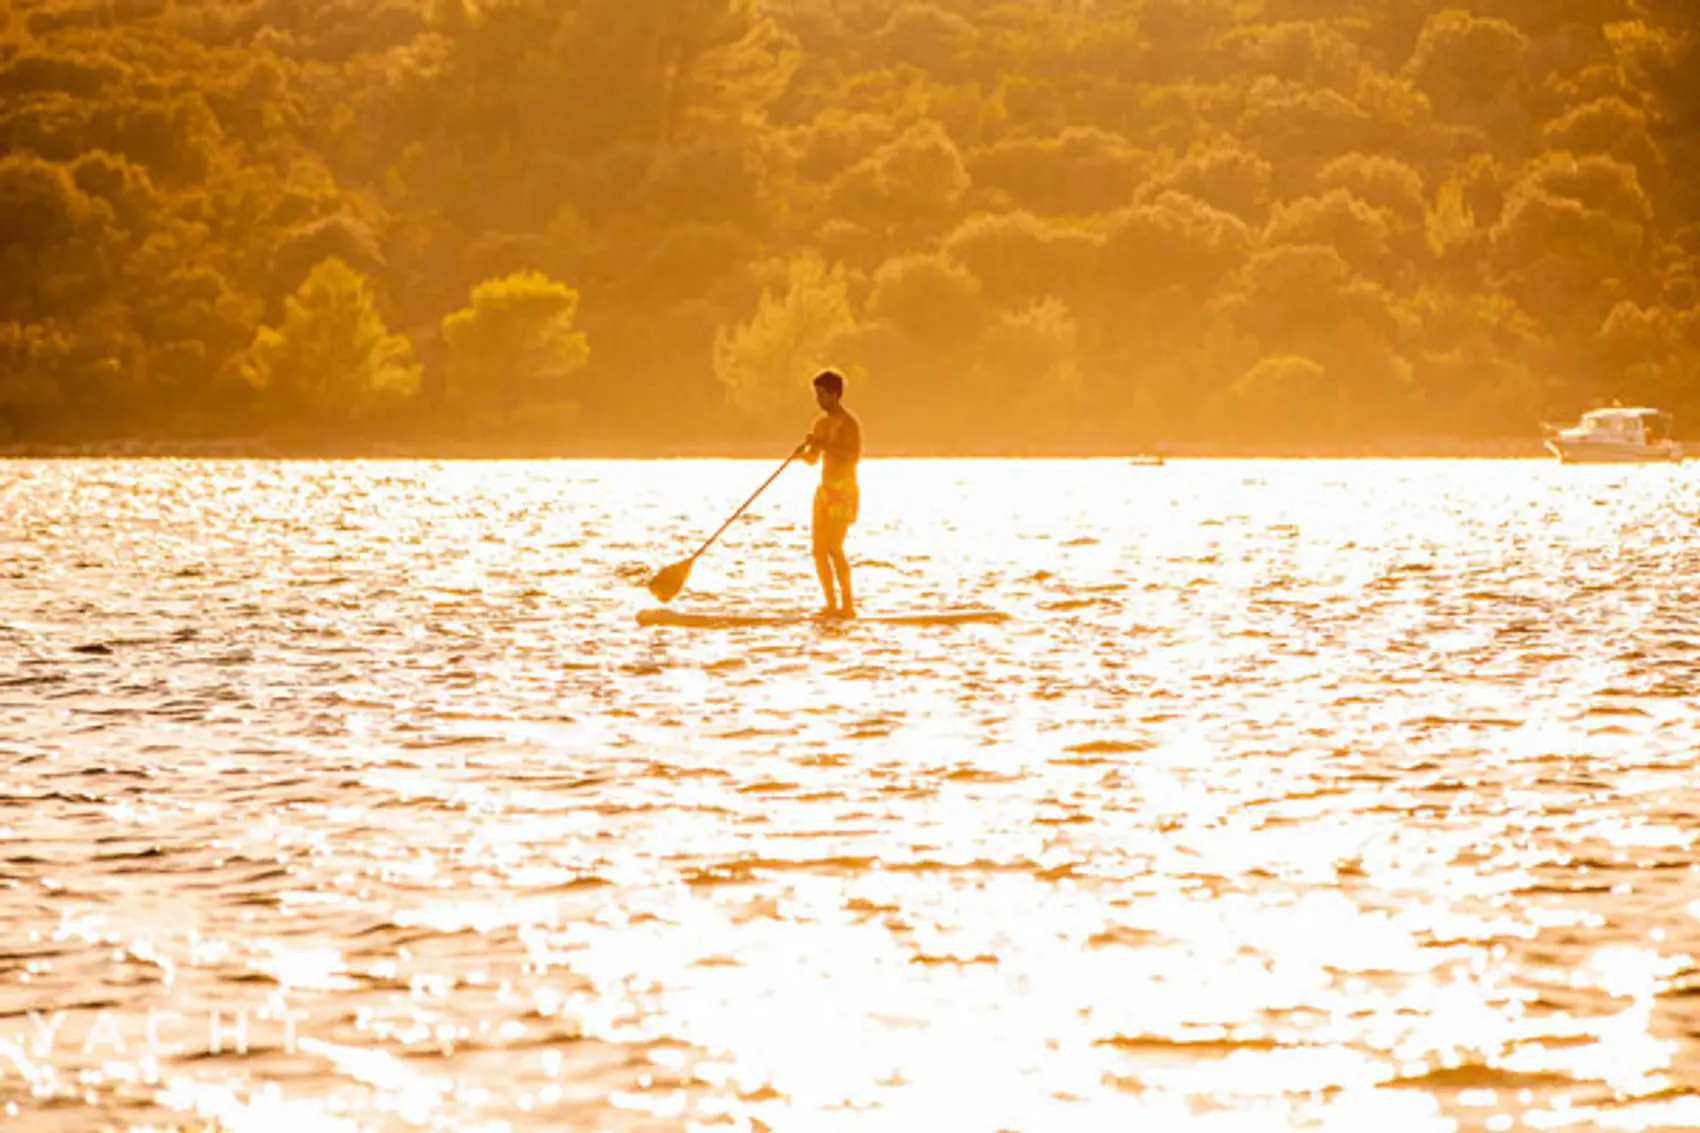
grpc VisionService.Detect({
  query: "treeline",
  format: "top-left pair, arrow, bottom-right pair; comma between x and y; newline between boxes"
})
1,0 -> 1697,450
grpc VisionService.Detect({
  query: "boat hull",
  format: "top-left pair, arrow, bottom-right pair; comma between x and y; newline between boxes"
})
1546,439 -> 1682,464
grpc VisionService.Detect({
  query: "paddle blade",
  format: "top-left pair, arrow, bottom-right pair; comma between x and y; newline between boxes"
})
646,558 -> 694,603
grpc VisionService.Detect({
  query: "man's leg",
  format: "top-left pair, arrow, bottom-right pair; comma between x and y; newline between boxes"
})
828,536 -> 854,617
812,519 -> 838,613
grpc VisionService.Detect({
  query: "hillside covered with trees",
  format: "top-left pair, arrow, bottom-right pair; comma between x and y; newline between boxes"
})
1,0 -> 1697,453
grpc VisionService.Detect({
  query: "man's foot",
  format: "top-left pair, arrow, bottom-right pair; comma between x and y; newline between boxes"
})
836,603 -> 857,620
814,605 -> 840,619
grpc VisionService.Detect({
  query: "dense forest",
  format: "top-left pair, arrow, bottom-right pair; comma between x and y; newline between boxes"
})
0,0 -> 1696,452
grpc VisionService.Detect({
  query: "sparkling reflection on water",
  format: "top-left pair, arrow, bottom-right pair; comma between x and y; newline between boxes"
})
1,458 -> 1699,1133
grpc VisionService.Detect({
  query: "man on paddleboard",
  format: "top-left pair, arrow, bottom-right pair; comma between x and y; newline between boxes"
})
801,370 -> 862,618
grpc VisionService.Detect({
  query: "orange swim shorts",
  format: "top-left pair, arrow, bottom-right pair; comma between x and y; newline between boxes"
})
813,481 -> 859,528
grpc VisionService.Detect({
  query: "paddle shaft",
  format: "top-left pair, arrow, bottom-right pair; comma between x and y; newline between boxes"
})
686,443 -> 806,563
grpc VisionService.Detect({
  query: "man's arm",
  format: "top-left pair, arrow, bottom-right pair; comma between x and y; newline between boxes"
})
800,416 -> 827,464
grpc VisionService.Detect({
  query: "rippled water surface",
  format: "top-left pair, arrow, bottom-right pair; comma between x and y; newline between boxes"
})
3,458 -> 1700,1133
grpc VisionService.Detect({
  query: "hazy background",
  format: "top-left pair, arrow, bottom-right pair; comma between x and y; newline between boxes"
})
1,0 -> 1697,452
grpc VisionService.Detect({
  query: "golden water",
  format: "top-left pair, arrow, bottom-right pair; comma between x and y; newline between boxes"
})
2,458 -> 1698,1132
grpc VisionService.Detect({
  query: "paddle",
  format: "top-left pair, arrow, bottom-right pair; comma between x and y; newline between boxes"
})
647,441 -> 808,603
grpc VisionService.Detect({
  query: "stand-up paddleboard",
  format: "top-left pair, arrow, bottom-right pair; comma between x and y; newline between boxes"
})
637,608 -> 1010,629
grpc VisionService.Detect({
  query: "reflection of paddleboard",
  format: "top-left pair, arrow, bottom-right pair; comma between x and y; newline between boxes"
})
637,608 -> 1010,629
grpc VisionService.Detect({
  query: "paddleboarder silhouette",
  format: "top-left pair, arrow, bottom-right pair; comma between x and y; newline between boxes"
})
801,370 -> 862,619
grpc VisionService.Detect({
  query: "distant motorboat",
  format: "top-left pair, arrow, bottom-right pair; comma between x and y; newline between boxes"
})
1543,406 -> 1683,463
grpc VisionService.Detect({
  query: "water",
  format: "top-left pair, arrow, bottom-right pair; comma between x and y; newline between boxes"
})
1,458 -> 1698,1133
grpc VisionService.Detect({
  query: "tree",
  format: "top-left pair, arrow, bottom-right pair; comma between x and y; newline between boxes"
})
1138,144 -> 1274,224
855,252 -> 988,433
1595,300 -> 1699,414
1232,243 -> 1400,342
969,127 -> 1147,216
790,109 -> 901,184
1226,20 -> 1365,94
241,257 -> 419,430
714,256 -> 856,427
441,270 -> 589,431
1266,190 -> 1394,278
976,297 -> 1082,433
1544,97 -> 1662,179
1214,354 -> 1342,441
0,321 -> 74,441
1491,155 -> 1650,323
1426,175 -> 1479,267
1406,11 -> 1529,125
943,211 -> 1102,306
866,252 -> 984,347
830,120 -> 970,238
871,4 -> 979,78
1238,81 -> 1376,173
1316,154 -> 1426,229
68,150 -> 162,234
267,214 -> 385,308
1101,191 -> 1254,296
0,155 -> 115,323
130,262 -> 262,405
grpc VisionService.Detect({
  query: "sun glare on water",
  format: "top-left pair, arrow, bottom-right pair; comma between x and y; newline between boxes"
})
2,458 -> 1699,1132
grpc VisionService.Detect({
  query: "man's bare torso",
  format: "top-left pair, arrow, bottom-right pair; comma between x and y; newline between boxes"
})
812,408 -> 862,484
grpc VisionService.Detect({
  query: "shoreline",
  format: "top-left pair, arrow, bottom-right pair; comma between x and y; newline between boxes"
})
0,437 -> 1559,460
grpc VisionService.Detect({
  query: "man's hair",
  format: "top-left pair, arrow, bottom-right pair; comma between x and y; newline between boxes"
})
813,369 -> 845,398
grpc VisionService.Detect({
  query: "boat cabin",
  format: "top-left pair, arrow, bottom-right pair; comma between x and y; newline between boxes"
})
1572,407 -> 1674,444
1544,404 -> 1683,462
